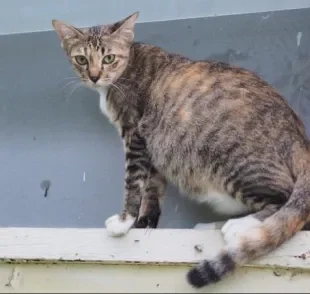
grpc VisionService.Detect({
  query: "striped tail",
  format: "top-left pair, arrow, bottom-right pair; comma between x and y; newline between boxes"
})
187,168 -> 310,288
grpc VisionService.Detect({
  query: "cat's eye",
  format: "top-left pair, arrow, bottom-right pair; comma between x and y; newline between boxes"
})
75,55 -> 88,65
102,54 -> 115,64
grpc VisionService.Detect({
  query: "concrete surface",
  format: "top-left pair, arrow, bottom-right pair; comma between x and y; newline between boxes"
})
0,7 -> 309,228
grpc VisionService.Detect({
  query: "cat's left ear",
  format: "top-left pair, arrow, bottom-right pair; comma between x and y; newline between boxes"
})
111,12 -> 139,43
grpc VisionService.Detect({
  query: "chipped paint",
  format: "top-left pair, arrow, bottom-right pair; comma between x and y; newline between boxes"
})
5,266 -> 23,289
294,251 -> 310,260
297,32 -> 303,47
5,266 -> 16,288
261,13 -> 273,20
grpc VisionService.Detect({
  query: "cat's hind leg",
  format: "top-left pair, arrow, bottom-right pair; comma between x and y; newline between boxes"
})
221,205 -> 279,246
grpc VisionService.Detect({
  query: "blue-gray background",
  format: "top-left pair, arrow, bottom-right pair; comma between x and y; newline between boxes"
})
0,1 -> 310,228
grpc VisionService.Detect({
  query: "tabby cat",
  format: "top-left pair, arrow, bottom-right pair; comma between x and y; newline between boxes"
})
52,12 -> 310,288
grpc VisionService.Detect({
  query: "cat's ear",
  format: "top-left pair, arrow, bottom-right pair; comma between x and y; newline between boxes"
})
52,20 -> 84,45
111,12 -> 139,43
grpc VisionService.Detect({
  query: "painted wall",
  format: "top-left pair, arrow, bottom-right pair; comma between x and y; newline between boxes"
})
1,0 -> 310,34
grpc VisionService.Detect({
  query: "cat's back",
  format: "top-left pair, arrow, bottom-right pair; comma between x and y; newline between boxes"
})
133,43 -> 276,98
134,43 -> 290,116
137,43 -> 305,142
137,44 -> 308,182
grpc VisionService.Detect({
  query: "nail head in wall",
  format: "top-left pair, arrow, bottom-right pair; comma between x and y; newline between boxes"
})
40,180 -> 51,198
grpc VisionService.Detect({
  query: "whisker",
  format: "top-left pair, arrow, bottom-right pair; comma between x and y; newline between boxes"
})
115,81 -> 136,97
144,227 -> 154,237
63,76 -> 79,80
110,82 -> 126,99
61,80 -> 78,90
65,82 -> 84,102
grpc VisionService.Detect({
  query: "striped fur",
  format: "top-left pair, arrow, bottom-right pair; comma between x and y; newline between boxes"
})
52,12 -> 310,288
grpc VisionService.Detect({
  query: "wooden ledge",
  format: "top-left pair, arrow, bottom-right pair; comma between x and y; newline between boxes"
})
1,227 -> 310,292
0,227 -> 310,269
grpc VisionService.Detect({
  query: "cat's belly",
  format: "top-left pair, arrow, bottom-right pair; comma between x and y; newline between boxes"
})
198,188 -> 249,215
146,136 -> 248,216
149,148 -> 248,215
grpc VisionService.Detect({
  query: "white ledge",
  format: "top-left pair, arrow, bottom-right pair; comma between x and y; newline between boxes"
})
1,227 -> 310,292
1,227 -> 310,269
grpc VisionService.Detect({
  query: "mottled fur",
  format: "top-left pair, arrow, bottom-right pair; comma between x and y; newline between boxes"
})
52,13 -> 310,288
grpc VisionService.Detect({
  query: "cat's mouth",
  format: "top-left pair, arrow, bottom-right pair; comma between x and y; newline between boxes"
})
84,78 -> 110,89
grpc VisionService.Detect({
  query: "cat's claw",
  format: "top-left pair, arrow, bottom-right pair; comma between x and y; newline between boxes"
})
134,212 -> 161,229
105,214 -> 135,237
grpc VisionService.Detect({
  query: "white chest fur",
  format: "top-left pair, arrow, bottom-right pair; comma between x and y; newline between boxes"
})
97,87 -> 112,121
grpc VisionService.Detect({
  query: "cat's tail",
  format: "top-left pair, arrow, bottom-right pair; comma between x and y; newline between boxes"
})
187,150 -> 310,288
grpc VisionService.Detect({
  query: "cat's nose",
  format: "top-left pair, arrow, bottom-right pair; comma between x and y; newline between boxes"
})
89,75 -> 100,83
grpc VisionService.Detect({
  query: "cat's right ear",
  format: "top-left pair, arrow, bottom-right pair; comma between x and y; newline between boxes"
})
52,20 -> 84,46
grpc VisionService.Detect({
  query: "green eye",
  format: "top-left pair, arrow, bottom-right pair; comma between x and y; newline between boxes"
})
102,54 -> 115,64
75,55 -> 88,65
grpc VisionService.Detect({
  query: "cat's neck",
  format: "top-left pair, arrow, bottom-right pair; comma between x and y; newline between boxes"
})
96,42 -> 168,120
97,86 -> 111,119
97,86 -> 109,97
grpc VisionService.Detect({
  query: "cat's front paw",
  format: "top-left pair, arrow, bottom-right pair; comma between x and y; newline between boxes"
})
105,214 -> 136,237
134,211 -> 161,229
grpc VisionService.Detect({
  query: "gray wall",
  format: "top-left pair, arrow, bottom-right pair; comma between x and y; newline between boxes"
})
1,0 -> 310,34
0,5 -> 310,228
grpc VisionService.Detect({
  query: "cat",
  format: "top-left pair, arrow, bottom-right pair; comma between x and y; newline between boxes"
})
52,12 -> 310,288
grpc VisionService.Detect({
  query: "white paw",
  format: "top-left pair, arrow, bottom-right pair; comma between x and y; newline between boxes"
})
105,214 -> 135,237
221,215 -> 262,246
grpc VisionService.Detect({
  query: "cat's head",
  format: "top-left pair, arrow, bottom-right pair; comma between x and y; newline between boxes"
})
52,12 -> 139,89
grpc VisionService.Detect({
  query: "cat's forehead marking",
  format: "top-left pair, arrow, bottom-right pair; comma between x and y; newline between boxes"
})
87,36 -> 101,50
86,25 -> 115,52
86,26 -> 103,50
